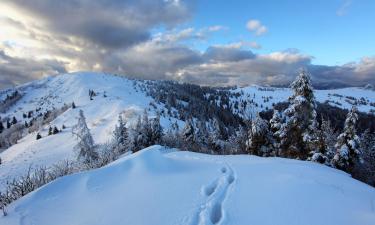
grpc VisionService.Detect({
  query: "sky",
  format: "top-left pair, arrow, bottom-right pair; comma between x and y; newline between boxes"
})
0,0 -> 375,89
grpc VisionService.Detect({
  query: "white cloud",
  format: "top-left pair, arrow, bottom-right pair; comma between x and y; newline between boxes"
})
246,19 -> 268,36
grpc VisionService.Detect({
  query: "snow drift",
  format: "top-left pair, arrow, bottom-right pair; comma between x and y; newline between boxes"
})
1,145 -> 375,225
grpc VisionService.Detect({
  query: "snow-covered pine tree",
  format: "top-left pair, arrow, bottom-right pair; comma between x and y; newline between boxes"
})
228,125 -> 248,154
130,110 -> 154,152
196,120 -> 209,149
353,129 -> 375,186
319,118 -> 337,163
208,118 -> 224,154
270,109 -> 283,154
6,119 -> 11,129
48,126 -> 53,135
150,113 -> 163,145
332,106 -> 361,172
246,114 -> 274,156
278,69 -> 319,159
113,114 -> 129,154
308,118 -> 337,164
163,121 -> 180,148
72,110 -> 98,163
182,118 -> 195,147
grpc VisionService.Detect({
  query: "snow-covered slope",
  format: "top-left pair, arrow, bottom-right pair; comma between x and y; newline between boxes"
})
1,145 -> 375,225
1,72 -> 374,191
230,85 -> 375,116
0,72 -> 181,190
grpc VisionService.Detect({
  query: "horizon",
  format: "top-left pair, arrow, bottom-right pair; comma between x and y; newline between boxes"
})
1,0 -> 375,89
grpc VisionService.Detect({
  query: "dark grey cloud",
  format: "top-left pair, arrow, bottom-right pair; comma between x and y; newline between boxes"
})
203,46 -> 255,62
0,50 -> 66,89
5,0 -> 192,49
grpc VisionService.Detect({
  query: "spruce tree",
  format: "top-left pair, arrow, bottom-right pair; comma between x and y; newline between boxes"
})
53,126 -> 59,134
278,69 -> 319,159
270,110 -> 283,153
182,118 -> 195,147
208,118 -> 223,153
72,110 -> 98,163
11,116 -> 17,125
150,113 -> 163,145
48,127 -> 53,135
332,107 -> 361,172
320,118 -> 337,163
247,114 -> 274,156
113,114 -> 129,153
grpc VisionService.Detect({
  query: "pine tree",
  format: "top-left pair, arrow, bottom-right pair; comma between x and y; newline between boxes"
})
150,113 -> 163,145
332,107 -> 361,172
353,129 -> 375,186
270,110 -> 283,153
182,118 -> 195,146
6,119 -> 11,129
140,109 -> 152,146
228,125 -> 248,154
36,133 -> 42,140
246,114 -> 274,156
320,118 -> 337,163
48,127 -> 53,135
278,69 -> 319,159
196,120 -> 208,146
113,114 -> 129,154
0,121 -> 3,133
53,126 -> 59,134
208,118 -> 224,153
72,102 -> 76,109
130,110 -> 153,152
72,110 -> 98,163
11,116 -> 17,125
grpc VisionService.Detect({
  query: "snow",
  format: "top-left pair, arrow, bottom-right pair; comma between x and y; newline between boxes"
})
1,145 -> 375,225
1,73 -> 374,191
230,85 -> 375,117
0,72 -> 182,190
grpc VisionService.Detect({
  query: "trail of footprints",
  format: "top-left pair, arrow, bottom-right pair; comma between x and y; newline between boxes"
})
192,164 -> 236,225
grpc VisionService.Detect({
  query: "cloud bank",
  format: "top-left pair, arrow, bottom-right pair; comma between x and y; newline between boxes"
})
0,0 -> 374,89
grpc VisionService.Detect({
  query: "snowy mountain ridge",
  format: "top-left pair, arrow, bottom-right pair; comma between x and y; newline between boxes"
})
0,72 -> 375,224
1,71 -> 375,190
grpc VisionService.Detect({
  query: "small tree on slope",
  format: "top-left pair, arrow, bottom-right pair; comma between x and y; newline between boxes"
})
332,107 -> 361,172
72,110 -> 98,163
278,69 -> 319,159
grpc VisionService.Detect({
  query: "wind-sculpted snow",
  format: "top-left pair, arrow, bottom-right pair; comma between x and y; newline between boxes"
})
1,145 -> 375,225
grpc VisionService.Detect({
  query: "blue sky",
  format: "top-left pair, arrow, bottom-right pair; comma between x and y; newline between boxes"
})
191,0 -> 375,65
